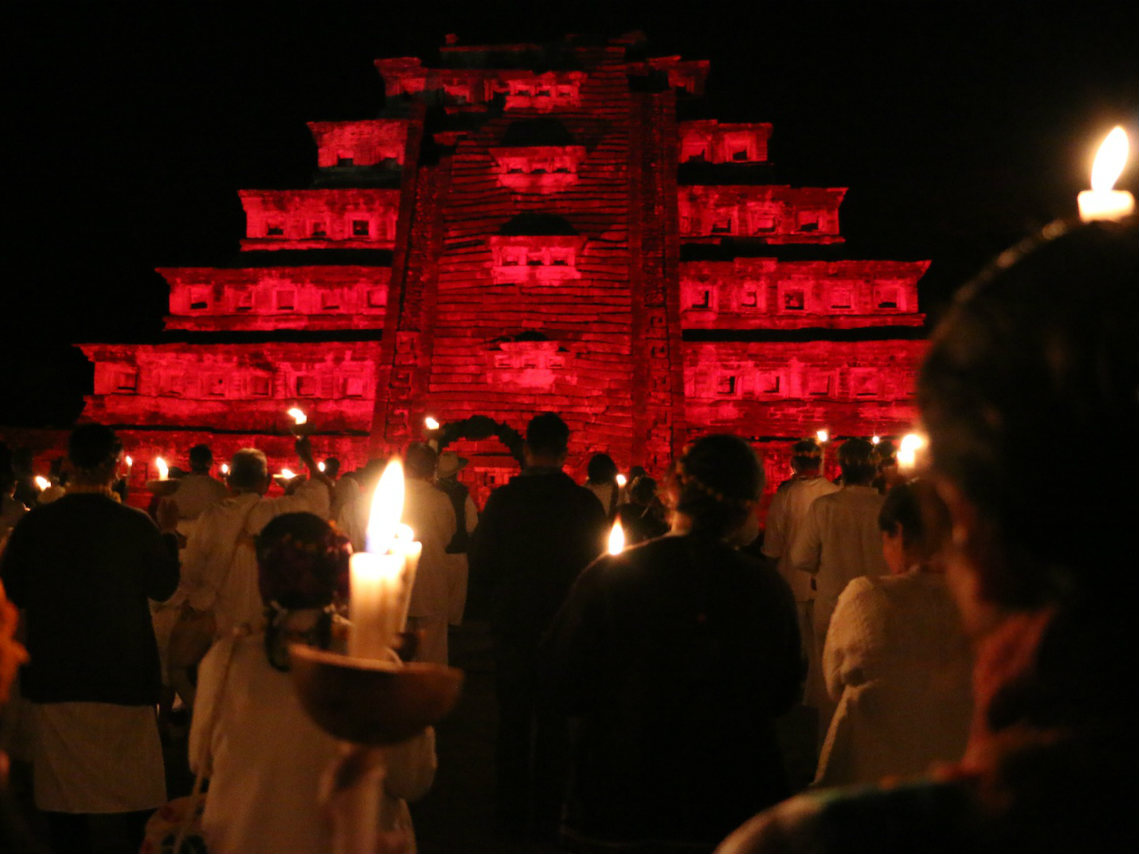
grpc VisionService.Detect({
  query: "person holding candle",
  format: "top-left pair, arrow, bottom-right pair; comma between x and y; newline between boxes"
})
190,512 -> 435,854
717,220 -> 1137,852
400,442 -> 457,665
543,434 -> 804,853
171,436 -> 331,667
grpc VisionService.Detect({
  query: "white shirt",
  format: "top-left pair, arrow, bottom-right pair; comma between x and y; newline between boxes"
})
177,479 -> 330,633
762,475 -> 840,602
787,485 -> 888,641
191,635 -> 435,854
402,479 -> 457,619
816,570 -> 973,785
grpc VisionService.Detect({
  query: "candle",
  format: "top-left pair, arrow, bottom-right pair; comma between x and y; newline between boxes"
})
1078,127 -> 1135,222
318,461 -> 327,473
125,455 -> 133,470
220,463 -> 230,476
424,416 -> 440,431
348,460 -> 422,659
607,519 -> 626,555
871,435 -> 881,446
897,432 -> 927,471
155,457 -> 169,480
815,429 -> 828,444
34,476 -> 51,491
615,473 -> 627,488
287,407 -> 308,426
280,468 -> 297,480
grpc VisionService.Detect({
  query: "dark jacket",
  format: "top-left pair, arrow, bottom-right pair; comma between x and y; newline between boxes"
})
0,493 -> 179,705
542,534 -> 804,850
468,468 -> 607,646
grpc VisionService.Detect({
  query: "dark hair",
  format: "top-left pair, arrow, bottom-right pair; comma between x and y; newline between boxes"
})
838,438 -> 877,485
790,438 -> 823,472
672,435 -> 764,538
228,448 -> 268,491
878,479 -> 950,559
919,219 -> 1138,607
629,475 -> 657,505
189,444 -> 213,471
525,412 -> 569,456
68,423 -> 121,471
404,442 -> 437,479
586,453 -> 618,483
323,457 -> 341,478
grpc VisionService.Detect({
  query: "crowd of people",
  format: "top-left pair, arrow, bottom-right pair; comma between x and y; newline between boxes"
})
0,217 -> 1134,852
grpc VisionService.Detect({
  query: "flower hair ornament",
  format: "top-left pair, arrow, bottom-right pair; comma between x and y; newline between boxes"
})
675,458 -> 757,511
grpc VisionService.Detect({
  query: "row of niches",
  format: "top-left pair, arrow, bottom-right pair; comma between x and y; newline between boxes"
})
686,366 -> 917,401
97,367 -> 374,401
681,280 -> 914,315
679,207 -> 838,239
253,215 -> 396,242
171,284 -> 388,315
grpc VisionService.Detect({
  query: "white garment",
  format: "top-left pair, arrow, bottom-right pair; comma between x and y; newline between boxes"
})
401,480 -> 456,621
787,485 -> 889,647
31,702 -> 166,813
585,482 -> 617,516
171,473 -> 229,521
444,492 -> 478,627
176,479 -> 330,634
815,570 -> 973,786
191,635 -> 436,854
763,476 -> 840,603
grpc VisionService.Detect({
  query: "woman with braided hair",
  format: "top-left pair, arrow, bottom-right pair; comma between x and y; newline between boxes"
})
543,435 -> 804,854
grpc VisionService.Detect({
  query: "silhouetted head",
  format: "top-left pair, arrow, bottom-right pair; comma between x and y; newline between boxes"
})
790,438 -> 823,474
228,448 -> 270,494
586,453 -> 618,484
838,438 -> 877,486
670,435 -> 764,539
67,423 -> 122,485
188,444 -> 213,473
525,412 -> 569,465
404,442 -> 437,480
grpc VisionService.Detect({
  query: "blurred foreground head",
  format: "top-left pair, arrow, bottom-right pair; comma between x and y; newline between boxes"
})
919,219 -> 1137,611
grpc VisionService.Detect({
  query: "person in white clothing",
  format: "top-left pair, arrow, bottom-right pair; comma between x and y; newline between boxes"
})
815,480 -> 972,786
174,437 -> 331,639
191,512 -> 435,854
787,438 -> 888,735
401,443 -> 457,665
435,451 -> 478,627
169,444 -> 229,541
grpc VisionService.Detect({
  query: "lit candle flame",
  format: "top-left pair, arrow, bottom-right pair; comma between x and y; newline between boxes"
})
871,435 -> 881,445
34,476 -> 51,491
125,455 -> 133,468
616,473 -> 627,488
317,461 -> 326,473
280,468 -> 296,480
424,416 -> 440,431
220,463 -> 230,475
816,429 -> 829,444
607,520 -> 626,555
287,407 -> 308,426
155,457 -> 169,480
366,459 -> 405,554
1091,126 -> 1129,192
897,433 -> 926,470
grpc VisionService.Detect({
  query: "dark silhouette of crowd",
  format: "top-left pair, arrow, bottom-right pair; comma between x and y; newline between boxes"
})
0,217 -> 1134,852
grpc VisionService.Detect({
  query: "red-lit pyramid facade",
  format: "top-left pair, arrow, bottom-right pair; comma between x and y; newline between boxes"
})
82,33 -> 927,510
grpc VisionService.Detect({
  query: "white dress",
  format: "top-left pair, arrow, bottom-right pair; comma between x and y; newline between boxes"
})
815,570 -> 973,786
190,635 -> 436,854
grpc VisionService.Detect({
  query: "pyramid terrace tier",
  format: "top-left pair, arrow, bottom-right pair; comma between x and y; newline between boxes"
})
239,189 -> 401,250
680,258 -> 928,330
679,185 -> 846,244
307,119 -> 410,169
677,121 -> 773,165
683,338 -> 927,437
81,341 -> 382,434
160,266 -> 390,332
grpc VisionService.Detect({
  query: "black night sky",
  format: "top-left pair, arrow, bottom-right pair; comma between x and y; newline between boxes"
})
4,1 -> 1137,427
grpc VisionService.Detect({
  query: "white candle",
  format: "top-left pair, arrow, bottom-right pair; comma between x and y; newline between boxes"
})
348,460 -> 422,659
1078,127 -> 1135,222
607,519 -> 626,555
